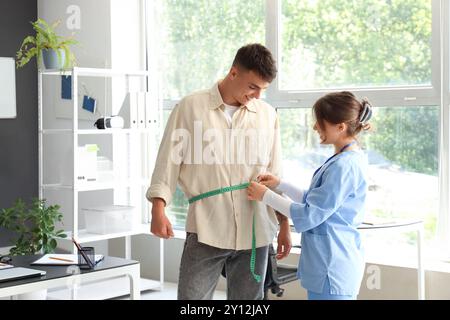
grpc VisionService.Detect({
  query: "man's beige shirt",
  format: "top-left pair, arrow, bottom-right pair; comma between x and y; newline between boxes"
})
147,82 -> 281,250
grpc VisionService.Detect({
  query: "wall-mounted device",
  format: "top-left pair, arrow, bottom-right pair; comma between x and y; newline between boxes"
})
0,57 -> 17,119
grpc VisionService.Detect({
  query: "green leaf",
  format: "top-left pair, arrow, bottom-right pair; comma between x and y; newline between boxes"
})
49,239 -> 57,250
56,230 -> 67,236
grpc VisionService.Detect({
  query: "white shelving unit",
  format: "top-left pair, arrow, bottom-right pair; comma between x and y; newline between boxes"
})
38,67 -> 164,298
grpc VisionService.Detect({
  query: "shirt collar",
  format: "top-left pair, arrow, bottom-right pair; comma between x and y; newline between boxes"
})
209,81 -> 257,113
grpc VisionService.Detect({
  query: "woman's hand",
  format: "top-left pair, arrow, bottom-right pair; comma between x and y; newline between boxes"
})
247,181 -> 268,201
257,173 -> 281,189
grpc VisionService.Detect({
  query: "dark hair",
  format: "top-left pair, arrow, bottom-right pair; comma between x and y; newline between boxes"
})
232,43 -> 277,82
313,91 -> 373,137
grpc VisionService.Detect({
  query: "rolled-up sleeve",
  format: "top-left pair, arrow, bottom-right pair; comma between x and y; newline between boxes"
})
146,103 -> 184,206
290,160 -> 355,233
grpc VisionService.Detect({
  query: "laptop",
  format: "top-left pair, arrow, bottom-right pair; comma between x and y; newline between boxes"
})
0,267 -> 46,283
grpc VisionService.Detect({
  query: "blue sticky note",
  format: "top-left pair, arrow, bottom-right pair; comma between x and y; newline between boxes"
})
82,95 -> 96,113
61,75 -> 72,99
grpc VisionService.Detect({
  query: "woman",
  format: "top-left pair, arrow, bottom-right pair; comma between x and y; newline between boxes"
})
247,91 -> 372,300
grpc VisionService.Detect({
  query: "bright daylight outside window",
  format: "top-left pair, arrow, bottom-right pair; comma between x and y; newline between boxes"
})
280,0 -> 432,90
154,0 -> 265,228
154,0 -> 265,101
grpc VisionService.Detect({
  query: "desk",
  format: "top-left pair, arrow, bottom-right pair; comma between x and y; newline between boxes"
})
358,219 -> 424,300
0,255 -> 141,300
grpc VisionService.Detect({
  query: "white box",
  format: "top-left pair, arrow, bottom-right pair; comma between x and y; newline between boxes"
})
60,144 -> 99,186
82,205 -> 135,234
77,144 -> 98,183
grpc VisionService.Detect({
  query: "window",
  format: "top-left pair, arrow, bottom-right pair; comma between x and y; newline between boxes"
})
270,0 -> 441,261
279,0 -> 432,90
153,0 -> 265,101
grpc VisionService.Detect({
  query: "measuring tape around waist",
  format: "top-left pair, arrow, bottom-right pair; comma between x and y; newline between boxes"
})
188,182 -> 262,283
188,182 -> 250,204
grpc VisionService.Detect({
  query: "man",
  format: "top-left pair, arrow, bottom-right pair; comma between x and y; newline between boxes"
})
147,43 -> 291,300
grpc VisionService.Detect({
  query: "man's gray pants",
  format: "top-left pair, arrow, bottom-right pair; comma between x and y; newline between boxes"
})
177,232 -> 269,300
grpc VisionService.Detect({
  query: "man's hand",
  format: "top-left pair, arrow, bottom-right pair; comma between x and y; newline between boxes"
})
247,181 -> 268,201
276,215 -> 292,260
151,198 -> 174,239
256,173 -> 280,189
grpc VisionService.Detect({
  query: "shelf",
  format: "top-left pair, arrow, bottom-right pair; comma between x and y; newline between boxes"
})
47,277 -> 161,300
40,128 -> 153,135
39,67 -> 150,77
41,183 -> 73,190
40,129 -> 73,134
62,224 -> 151,243
42,180 -> 150,192
38,66 -> 163,291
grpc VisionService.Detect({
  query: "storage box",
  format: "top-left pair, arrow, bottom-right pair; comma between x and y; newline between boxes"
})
60,144 -> 99,186
77,144 -> 99,183
82,205 -> 135,234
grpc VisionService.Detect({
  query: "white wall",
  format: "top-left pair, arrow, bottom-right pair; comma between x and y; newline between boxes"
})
110,0 -> 145,114
39,0 -> 113,122
38,0 -> 112,66
109,0 -> 147,224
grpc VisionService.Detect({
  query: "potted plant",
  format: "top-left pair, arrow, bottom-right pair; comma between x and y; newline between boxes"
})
0,198 -> 67,299
16,18 -> 78,70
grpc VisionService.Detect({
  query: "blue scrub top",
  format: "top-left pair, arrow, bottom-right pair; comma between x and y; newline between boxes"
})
290,150 -> 368,295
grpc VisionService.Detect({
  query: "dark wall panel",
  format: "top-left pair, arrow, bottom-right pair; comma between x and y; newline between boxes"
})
0,0 -> 38,247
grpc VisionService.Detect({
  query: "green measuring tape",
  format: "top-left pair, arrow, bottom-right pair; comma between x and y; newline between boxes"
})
188,182 -> 262,283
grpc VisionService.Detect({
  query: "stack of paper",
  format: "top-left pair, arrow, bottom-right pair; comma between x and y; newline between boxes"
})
31,254 -> 104,266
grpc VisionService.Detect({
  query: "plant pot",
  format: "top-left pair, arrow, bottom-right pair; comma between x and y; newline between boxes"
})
42,48 -> 66,69
16,289 -> 47,300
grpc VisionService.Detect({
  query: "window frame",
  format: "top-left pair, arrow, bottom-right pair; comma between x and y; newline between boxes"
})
265,0 -> 446,247
265,0 -> 441,109
438,0 -> 450,249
